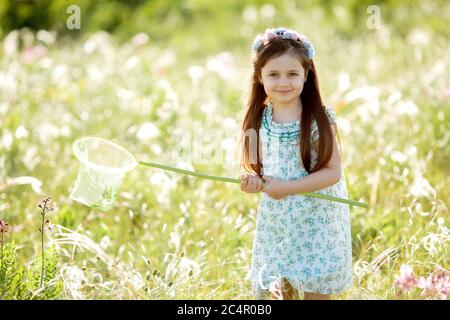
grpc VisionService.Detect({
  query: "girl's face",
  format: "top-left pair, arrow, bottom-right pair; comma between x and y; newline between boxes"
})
259,53 -> 307,105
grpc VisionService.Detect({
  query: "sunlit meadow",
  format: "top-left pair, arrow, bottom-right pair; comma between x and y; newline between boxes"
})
0,2 -> 449,299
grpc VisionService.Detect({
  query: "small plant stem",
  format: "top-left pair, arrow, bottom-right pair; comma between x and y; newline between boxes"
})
1,232 -> 3,273
40,211 -> 45,288
1,231 -> 4,298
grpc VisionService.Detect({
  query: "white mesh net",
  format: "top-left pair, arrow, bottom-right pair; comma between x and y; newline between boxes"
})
69,137 -> 137,211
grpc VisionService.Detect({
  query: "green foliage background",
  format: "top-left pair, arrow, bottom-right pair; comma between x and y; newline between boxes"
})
0,0 -> 448,299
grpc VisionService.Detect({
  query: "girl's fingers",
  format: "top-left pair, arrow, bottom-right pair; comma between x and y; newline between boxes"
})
247,177 -> 254,190
255,178 -> 262,190
253,178 -> 258,190
241,175 -> 265,192
249,177 -> 256,191
241,175 -> 249,191
257,178 -> 263,191
253,177 -> 260,191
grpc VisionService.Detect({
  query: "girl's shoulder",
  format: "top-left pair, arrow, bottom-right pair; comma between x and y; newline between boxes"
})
312,105 -> 337,127
311,105 -> 337,142
323,105 -> 337,124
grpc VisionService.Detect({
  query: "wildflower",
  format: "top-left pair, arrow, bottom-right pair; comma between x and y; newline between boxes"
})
21,45 -> 47,64
38,197 -> 55,288
417,275 -> 433,295
46,222 -> 55,233
1,218 -> 8,298
131,32 -> 149,47
394,265 -> 418,292
417,267 -> 450,300
0,219 -> 8,235
433,271 -> 450,300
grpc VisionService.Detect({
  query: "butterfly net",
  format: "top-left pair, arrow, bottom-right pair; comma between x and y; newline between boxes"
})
69,137 -> 137,211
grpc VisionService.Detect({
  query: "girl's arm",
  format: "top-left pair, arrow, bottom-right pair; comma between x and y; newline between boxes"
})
285,124 -> 342,194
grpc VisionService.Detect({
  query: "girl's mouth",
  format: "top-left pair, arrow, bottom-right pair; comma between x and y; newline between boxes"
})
277,90 -> 292,94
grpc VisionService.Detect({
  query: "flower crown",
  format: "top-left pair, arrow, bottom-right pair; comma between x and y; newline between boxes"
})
251,27 -> 315,60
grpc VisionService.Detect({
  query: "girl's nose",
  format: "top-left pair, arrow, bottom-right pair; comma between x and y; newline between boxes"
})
278,78 -> 291,85
277,82 -> 291,88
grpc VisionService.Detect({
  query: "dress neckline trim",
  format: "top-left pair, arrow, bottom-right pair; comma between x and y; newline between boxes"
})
267,101 -> 300,127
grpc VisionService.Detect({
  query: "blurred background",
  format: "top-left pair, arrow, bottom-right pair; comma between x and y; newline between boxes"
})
0,0 -> 448,299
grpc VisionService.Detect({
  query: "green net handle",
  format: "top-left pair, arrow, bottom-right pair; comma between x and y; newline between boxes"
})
138,161 -> 368,208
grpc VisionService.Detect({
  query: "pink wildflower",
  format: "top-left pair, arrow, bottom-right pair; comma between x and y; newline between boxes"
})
417,267 -> 450,300
394,265 -> 418,292
21,45 -> 47,64
131,32 -> 149,47
0,219 -> 7,233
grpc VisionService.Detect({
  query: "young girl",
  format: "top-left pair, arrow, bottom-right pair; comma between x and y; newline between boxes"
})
240,27 -> 352,300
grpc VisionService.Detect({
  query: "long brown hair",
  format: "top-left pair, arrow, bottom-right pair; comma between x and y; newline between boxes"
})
240,36 -> 340,176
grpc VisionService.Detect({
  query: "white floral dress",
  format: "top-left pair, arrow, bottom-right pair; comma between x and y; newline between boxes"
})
250,101 -> 353,298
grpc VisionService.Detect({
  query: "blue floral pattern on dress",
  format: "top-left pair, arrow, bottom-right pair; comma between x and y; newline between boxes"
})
251,102 -> 353,298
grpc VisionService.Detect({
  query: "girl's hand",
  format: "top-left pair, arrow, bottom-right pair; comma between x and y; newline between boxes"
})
261,175 -> 289,200
240,174 -> 264,193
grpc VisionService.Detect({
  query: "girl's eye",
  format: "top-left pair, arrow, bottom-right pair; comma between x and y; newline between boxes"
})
269,73 -> 298,77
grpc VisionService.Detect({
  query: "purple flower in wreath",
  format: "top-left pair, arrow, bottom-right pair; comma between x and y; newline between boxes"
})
281,31 -> 296,40
264,29 -> 277,43
252,35 -> 263,52
302,41 -> 315,59
251,27 -> 315,60
274,27 -> 287,35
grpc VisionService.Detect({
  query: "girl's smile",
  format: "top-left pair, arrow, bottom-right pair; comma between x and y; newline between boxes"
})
276,90 -> 293,93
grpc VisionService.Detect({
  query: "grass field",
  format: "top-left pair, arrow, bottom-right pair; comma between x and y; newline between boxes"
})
0,2 -> 448,299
